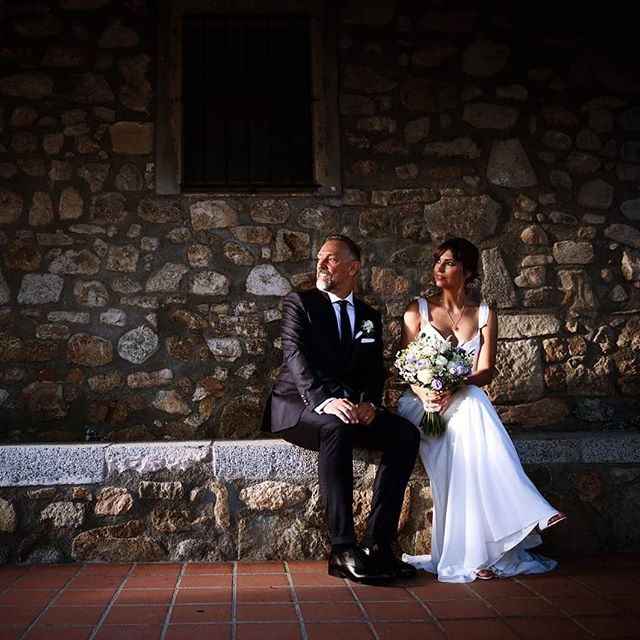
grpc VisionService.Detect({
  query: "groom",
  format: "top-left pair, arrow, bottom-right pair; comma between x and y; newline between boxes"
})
263,234 -> 419,582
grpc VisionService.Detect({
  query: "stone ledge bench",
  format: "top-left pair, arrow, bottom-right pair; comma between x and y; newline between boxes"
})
0,433 -> 639,563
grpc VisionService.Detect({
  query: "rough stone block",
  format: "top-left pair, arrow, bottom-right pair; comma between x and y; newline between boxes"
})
40,502 -> 85,528
0,445 -> 106,486
498,314 -> 561,339
513,435 -> 581,464
139,481 -> 183,500
487,339 -> 544,403
212,440 -> 367,482
0,498 -> 16,532
105,441 -> 211,475
71,520 -> 165,562
95,487 -> 133,516
109,122 -> 153,154
579,434 -> 640,464
487,138 -> 537,187
240,481 -> 309,511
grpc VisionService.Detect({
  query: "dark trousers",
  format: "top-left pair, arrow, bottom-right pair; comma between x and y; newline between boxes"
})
281,408 -> 420,546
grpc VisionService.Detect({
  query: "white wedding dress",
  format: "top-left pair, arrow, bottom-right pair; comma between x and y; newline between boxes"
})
398,298 -> 559,583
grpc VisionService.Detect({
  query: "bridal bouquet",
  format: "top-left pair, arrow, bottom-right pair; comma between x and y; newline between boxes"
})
394,333 -> 473,437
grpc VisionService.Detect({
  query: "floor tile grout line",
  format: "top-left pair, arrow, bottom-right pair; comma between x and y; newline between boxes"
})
501,617 -> 581,640
284,560 -> 309,640
0,570 -> 27,597
58,587 -> 174,592
514,576 -> 570,603
573,581 -> 640,612
87,563 -> 137,640
157,620 -> 298,626
231,560 -> 239,640
501,611 -> 599,640
511,577 -> 599,638
405,586 -> 449,634
537,603 -> 601,638
515,574 -> 604,599
564,572 -> 638,615
456,581 -> 540,636
457,581 -> 504,617
344,581 -> 381,640
16,562 -> 84,640
158,561 -> 187,640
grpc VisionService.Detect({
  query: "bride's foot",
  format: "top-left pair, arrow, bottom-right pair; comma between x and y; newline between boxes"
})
476,569 -> 496,580
539,512 -> 567,531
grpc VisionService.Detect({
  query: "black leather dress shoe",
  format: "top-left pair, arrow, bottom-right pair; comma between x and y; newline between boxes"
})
328,546 -> 393,583
361,544 -> 417,579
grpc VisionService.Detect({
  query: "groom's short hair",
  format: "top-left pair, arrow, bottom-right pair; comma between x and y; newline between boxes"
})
324,234 -> 361,262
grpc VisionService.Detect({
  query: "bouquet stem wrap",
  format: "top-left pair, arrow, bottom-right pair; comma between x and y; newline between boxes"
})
420,407 -> 446,437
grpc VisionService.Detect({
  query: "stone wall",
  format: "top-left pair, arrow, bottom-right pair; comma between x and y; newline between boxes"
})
1,0 -> 639,442
1,438 -> 640,563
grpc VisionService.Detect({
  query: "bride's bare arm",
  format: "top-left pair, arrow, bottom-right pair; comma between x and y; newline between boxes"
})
400,301 -> 435,405
464,307 -> 498,388
401,300 -> 421,348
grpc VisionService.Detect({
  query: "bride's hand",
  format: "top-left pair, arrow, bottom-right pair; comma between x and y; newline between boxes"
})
411,385 -> 445,412
431,390 -> 453,413
410,384 -> 432,407
413,387 -> 454,412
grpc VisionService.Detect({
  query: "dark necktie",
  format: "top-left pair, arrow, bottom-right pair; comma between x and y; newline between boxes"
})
337,300 -> 352,351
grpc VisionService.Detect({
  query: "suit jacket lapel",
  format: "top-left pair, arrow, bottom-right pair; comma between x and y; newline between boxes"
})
345,297 -> 369,368
315,290 -> 341,349
353,298 -> 365,339
313,290 -> 369,363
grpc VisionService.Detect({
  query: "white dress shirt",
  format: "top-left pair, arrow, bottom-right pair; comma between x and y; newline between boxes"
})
326,290 -> 355,339
314,291 -> 355,414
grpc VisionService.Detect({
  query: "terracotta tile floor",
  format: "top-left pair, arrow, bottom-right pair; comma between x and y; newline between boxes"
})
1,554 -> 640,639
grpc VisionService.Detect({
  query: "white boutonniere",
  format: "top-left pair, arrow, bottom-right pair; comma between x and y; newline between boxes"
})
355,319 -> 375,341
361,320 -> 374,336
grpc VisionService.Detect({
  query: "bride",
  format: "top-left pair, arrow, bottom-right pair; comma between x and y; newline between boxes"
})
397,237 -> 566,582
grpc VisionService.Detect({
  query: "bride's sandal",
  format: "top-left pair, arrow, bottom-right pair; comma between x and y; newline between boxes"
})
476,569 -> 496,580
539,512 -> 567,531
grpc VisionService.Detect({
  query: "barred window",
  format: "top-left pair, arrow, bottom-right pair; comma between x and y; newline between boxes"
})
182,15 -> 313,190
157,2 -> 340,196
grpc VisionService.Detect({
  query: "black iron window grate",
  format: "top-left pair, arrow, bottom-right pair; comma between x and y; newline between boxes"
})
182,14 -> 314,190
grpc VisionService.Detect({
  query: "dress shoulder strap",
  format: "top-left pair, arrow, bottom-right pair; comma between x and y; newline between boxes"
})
478,302 -> 490,329
417,296 -> 429,328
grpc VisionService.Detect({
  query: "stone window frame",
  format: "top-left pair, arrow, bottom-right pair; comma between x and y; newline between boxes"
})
156,0 -> 341,197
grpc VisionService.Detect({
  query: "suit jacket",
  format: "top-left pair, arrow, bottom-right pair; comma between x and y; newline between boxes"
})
263,288 -> 386,433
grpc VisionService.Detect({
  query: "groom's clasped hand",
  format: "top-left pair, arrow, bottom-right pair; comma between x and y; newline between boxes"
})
323,398 -> 376,425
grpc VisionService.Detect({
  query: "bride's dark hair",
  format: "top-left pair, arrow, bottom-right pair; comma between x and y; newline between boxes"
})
433,237 -> 480,284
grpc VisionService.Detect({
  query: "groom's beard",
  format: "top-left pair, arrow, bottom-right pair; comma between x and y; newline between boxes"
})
316,271 -> 335,291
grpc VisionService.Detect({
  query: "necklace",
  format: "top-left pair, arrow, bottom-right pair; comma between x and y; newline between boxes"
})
445,303 -> 466,330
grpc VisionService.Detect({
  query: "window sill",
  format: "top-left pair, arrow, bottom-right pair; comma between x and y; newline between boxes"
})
179,187 -> 342,198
